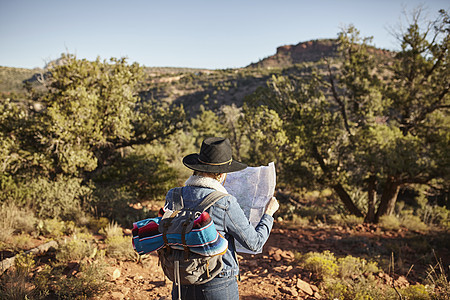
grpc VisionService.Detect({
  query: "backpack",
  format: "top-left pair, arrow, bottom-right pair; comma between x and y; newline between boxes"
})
157,187 -> 228,293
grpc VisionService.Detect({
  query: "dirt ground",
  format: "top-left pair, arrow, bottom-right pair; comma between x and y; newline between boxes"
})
97,221 -> 450,300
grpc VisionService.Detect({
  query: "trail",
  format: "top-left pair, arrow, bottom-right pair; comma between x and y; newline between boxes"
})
97,221 -> 449,299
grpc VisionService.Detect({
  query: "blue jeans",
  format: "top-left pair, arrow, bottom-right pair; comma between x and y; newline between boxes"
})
171,276 -> 239,300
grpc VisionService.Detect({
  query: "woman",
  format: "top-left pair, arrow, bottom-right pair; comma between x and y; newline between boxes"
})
164,137 -> 279,300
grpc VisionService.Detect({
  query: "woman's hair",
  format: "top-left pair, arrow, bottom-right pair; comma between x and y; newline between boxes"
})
193,171 -> 223,181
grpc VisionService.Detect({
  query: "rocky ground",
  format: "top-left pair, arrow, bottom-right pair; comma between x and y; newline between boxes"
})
97,221 -> 449,300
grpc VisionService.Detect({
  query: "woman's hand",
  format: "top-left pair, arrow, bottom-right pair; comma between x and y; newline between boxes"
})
265,197 -> 280,216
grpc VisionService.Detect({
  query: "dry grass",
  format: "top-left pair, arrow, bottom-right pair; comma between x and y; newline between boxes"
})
0,252 -> 36,300
101,222 -> 135,259
0,202 -> 36,243
56,233 -> 96,262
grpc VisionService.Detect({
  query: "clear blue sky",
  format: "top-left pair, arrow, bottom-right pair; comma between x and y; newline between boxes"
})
0,0 -> 448,69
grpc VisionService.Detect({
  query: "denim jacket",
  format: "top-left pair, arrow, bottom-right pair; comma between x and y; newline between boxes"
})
164,175 -> 274,278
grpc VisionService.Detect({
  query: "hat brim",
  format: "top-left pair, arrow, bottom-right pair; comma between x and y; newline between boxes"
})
183,153 -> 247,173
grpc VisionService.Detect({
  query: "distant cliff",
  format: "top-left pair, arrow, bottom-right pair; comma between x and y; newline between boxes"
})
248,39 -> 339,68
248,39 -> 392,69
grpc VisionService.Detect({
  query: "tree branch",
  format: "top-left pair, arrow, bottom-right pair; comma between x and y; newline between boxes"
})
326,61 -> 352,137
310,143 -> 363,217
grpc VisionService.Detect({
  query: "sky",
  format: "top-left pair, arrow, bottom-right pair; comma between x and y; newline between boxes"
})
0,0 -> 448,70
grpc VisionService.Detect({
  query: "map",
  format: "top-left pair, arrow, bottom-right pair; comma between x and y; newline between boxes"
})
224,162 -> 276,254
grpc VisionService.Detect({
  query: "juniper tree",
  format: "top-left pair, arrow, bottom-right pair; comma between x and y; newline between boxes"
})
247,10 -> 449,222
38,54 -> 184,178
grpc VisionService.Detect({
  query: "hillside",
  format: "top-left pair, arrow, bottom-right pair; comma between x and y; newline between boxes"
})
0,66 -> 42,98
0,39 -> 393,115
248,39 -> 340,69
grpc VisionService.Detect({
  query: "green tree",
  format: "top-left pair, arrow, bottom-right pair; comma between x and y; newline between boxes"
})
240,103 -> 288,167
1,55 -> 185,221
247,10 -> 449,222
38,54 -> 184,178
220,104 -> 249,161
190,105 -> 225,147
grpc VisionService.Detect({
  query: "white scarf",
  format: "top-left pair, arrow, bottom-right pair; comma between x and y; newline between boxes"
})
184,175 -> 228,194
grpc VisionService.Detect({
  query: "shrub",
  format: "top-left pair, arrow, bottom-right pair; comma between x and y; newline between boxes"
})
323,279 -> 348,300
10,234 -> 34,250
87,216 -> 110,233
426,258 -> 450,300
0,222 -> 14,245
276,203 -> 297,222
102,222 -> 135,259
329,214 -> 364,227
329,214 -> 344,225
290,214 -> 310,227
101,221 -> 123,238
0,202 -> 36,241
36,218 -> 65,237
400,284 -> 431,300
14,252 -> 35,275
36,218 -> 77,238
56,233 -> 96,262
418,205 -> 449,227
299,205 -> 332,224
105,235 -> 135,259
297,251 -> 435,300
343,215 -> 365,226
91,186 -> 147,226
379,215 -> 401,231
92,151 -> 178,204
0,269 -> 31,300
337,255 -> 379,279
300,251 -> 338,280
0,252 -> 36,300
324,276 -> 395,300
400,215 -> 429,232
24,175 -> 91,221
34,257 -> 109,299
54,259 -> 108,299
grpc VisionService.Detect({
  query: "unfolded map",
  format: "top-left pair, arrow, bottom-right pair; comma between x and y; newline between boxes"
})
224,162 -> 276,254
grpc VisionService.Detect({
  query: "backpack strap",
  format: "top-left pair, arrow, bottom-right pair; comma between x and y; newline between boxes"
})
196,191 -> 228,212
162,187 -> 184,248
171,187 -> 184,210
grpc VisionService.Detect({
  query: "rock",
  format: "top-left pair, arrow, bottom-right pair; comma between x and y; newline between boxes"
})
273,266 -> 285,273
273,253 -> 282,262
267,246 -> 279,256
395,276 -> 409,287
110,291 -> 125,300
279,286 -> 298,296
314,291 -> 323,299
280,250 -> 294,259
112,268 -> 121,280
310,284 -> 319,292
296,278 -> 314,295
121,287 -> 130,295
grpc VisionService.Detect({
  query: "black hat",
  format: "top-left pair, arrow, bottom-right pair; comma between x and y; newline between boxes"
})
183,137 -> 247,173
